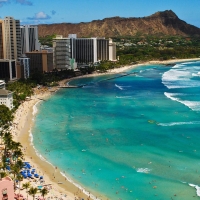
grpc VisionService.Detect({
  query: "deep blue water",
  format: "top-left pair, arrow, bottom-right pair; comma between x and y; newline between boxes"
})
32,61 -> 200,200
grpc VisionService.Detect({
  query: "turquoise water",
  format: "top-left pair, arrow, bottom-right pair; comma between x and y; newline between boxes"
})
33,61 -> 200,200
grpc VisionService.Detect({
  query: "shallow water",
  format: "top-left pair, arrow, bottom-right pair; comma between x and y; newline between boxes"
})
33,61 -> 200,199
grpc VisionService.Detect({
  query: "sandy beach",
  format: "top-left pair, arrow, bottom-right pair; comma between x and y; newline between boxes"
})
11,57 -> 200,200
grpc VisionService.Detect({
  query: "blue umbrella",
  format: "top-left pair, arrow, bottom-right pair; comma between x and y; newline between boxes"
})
28,174 -> 32,178
22,174 -> 27,178
34,174 -> 39,178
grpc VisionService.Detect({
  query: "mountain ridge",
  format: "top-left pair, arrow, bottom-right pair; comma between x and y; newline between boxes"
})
38,10 -> 200,38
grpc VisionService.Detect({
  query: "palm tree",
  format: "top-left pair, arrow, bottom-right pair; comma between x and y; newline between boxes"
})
0,171 -> 8,178
40,187 -> 48,199
22,182 -> 31,200
10,164 -> 21,190
28,187 -> 38,200
10,160 -> 24,190
16,174 -> 23,195
12,149 -> 24,163
2,131 -> 12,156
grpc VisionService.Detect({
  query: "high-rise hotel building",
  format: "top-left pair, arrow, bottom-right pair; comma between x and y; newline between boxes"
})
0,17 -> 21,60
20,25 -> 40,54
53,34 -> 114,69
53,35 -> 73,69
74,37 -> 109,63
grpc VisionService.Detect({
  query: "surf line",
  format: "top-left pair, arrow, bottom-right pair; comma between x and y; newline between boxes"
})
78,72 -> 137,87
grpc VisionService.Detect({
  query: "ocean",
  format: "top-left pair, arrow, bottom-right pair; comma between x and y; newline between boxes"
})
32,61 -> 200,200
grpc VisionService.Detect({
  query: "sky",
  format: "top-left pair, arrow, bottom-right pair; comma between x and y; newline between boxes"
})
0,0 -> 200,28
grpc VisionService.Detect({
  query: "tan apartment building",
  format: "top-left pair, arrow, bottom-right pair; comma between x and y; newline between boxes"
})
26,50 -> 53,74
0,17 -> 21,60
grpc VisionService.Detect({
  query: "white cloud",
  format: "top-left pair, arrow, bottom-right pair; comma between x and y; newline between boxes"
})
27,11 -> 51,20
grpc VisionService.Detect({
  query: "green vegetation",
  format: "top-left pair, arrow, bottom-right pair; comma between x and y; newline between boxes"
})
29,69 -> 75,85
28,187 -> 38,200
39,34 -> 56,47
115,35 -> 200,62
0,105 -> 13,131
22,182 -> 31,200
38,34 -> 200,72
40,187 -> 49,199
6,80 -> 35,110
96,35 -> 200,72
0,105 -> 24,186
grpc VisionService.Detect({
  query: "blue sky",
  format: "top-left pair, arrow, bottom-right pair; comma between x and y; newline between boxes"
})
0,0 -> 200,28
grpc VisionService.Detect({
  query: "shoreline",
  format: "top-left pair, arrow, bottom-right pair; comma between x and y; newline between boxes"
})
13,93 -> 94,200
63,58 -> 200,85
12,57 -> 200,200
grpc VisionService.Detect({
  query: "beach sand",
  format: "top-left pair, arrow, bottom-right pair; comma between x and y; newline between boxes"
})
11,57 -> 200,200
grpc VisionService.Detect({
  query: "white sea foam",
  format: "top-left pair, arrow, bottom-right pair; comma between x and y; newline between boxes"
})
189,183 -> 200,196
115,84 -> 124,90
164,92 -> 200,111
116,96 -> 133,99
192,73 -> 200,77
158,121 -> 200,126
136,168 -> 151,173
60,172 -> 100,200
29,130 -> 33,144
115,84 -> 131,90
172,64 -> 181,69
32,101 -> 40,115
162,63 -> 200,89
164,92 -> 180,101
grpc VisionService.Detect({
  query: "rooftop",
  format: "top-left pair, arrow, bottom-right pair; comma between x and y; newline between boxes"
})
0,89 -> 13,96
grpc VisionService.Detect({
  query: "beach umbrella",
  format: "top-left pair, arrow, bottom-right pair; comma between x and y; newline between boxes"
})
34,174 -> 39,178
22,174 -> 27,179
39,176 -> 43,179
28,174 -> 32,178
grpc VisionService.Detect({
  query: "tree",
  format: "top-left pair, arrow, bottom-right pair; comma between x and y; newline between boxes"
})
10,160 -> 24,190
0,105 -> 13,141
28,187 -> 38,200
9,141 -> 23,163
40,188 -> 49,199
16,174 -> 23,195
23,182 -> 31,200
2,132 -> 13,156
0,171 -> 8,178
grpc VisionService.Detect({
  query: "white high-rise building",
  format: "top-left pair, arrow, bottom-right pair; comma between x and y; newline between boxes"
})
0,17 -> 21,60
53,35 -> 73,69
53,34 -> 111,69
0,89 -> 13,110
109,38 -> 116,61
20,25 -> 40,54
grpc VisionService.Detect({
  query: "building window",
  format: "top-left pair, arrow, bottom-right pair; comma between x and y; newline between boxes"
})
2,188 -> 8,200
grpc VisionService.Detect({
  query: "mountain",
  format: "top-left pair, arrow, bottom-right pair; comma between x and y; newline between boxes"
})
38,10 -> 200,38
